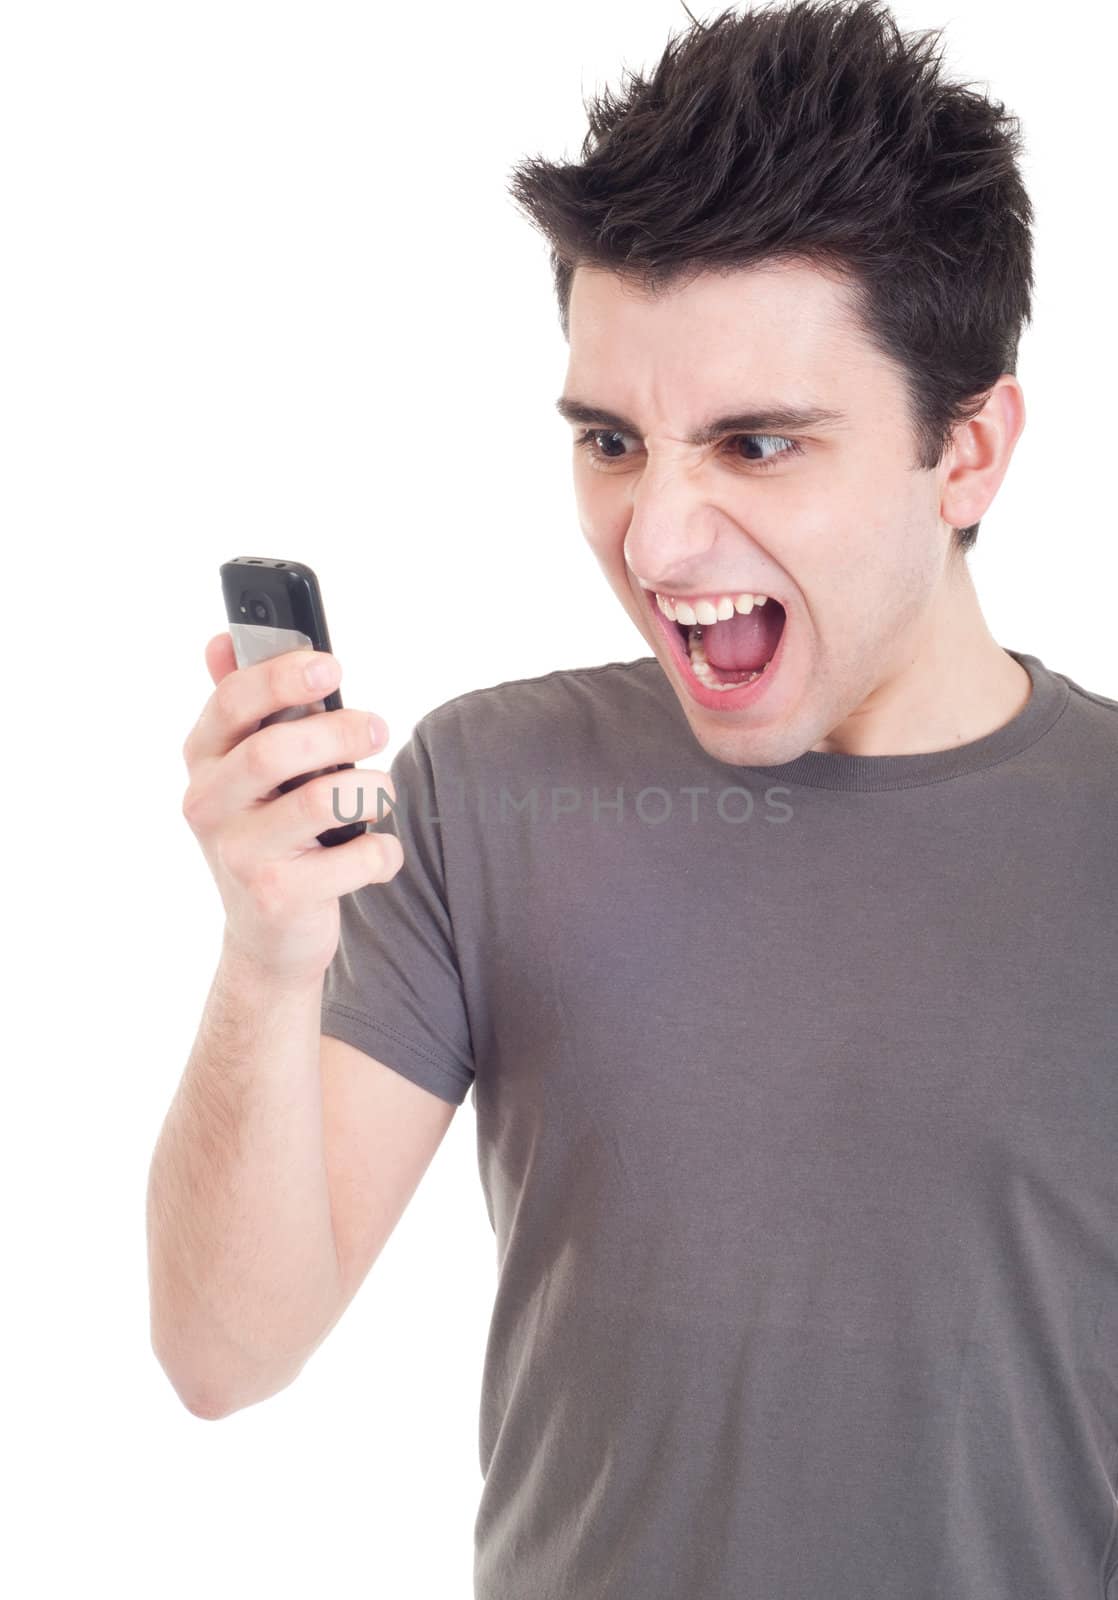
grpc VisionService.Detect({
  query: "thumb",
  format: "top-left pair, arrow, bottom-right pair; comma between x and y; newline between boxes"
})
205,631 -> 238,687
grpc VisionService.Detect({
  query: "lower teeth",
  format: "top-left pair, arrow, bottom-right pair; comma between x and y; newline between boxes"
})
687,625 -> 771,691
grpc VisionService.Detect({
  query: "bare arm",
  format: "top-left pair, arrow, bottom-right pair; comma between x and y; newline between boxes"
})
146,940 -> 341,1419
149,633 -> 402,1418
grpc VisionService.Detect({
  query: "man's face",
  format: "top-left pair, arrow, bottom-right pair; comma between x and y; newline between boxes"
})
560,260 -> 956,767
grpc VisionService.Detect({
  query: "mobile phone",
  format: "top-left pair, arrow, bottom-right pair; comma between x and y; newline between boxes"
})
219,557 -> 366,847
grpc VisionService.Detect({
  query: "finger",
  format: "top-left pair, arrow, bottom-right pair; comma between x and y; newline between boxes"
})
220,707 -> 384,816
225,764 -> 397,860
183,646 -> 345,769
284,826 -> 405,905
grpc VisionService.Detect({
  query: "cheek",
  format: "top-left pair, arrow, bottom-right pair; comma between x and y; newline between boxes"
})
575,480 -> 626,562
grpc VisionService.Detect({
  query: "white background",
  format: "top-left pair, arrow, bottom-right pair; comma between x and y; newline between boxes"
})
3,1 -> 1115,1595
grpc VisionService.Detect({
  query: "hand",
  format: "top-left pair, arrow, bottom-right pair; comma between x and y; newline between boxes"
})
180,632 -> 404,985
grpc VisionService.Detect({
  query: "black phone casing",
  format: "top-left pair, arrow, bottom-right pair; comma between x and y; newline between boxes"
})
219,557 -> 366,847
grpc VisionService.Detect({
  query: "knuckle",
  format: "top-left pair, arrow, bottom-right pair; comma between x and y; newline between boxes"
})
246,859 -> 289,921
181,783 -> 206,830
297,773 -> 328,823
291,719 -> 322,771
213,672 -> 241,728
242,730 -> 275,784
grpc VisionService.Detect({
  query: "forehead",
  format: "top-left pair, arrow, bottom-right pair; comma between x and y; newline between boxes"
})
565,260 -> 888,405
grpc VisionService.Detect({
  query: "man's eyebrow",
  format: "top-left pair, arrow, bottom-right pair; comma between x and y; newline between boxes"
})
554,395 -> 847,443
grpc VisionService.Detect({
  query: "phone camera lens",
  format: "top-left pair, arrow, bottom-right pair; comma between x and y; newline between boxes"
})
242,589 -> 276,626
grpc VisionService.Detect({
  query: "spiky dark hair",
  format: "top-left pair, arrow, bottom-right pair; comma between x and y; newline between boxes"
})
507,0 -> 1034,555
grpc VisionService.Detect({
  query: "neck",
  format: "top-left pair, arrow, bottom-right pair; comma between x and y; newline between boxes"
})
810,557 -> 1032,757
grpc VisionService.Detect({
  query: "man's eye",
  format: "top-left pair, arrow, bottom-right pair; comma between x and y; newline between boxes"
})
573,429 -> 803,472
735,434 -> 804,469
575,427 -> 633,462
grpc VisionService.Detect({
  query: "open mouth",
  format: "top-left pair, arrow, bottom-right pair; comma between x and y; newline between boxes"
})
677,610 -> 785,688
648,589 -> 788,703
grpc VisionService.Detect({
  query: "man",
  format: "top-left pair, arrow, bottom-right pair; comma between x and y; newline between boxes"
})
151,1 -> 1118,1595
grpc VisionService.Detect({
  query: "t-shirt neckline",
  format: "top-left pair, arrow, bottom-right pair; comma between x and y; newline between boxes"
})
691,649 -> 1069,793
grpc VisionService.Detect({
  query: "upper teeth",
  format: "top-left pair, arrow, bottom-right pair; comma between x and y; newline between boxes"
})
655,592 -> 768,625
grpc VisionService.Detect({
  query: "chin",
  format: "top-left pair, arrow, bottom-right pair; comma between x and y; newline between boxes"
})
681,709 -> 810,770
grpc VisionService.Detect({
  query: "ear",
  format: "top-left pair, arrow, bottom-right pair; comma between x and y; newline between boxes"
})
939,375 -> 1026,531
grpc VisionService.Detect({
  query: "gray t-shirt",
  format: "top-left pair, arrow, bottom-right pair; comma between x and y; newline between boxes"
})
321,646 -> 1118,1600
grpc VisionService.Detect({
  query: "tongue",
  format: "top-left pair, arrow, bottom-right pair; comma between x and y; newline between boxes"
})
700,603 -> 784,671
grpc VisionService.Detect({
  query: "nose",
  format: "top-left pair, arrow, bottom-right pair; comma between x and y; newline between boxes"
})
622,457 -> 722,594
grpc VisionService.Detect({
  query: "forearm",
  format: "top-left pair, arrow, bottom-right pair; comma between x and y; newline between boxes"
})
146,934 -> 342,1416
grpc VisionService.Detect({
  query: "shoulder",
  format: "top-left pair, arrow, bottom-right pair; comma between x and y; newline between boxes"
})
1059,671 -> 1118,721
413,656 -> 677,767
1052,666 -> 1118,751
1037,662 -> 1118,804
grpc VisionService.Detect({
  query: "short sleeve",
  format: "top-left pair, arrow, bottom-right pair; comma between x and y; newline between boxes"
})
320,721 -> 476,1106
